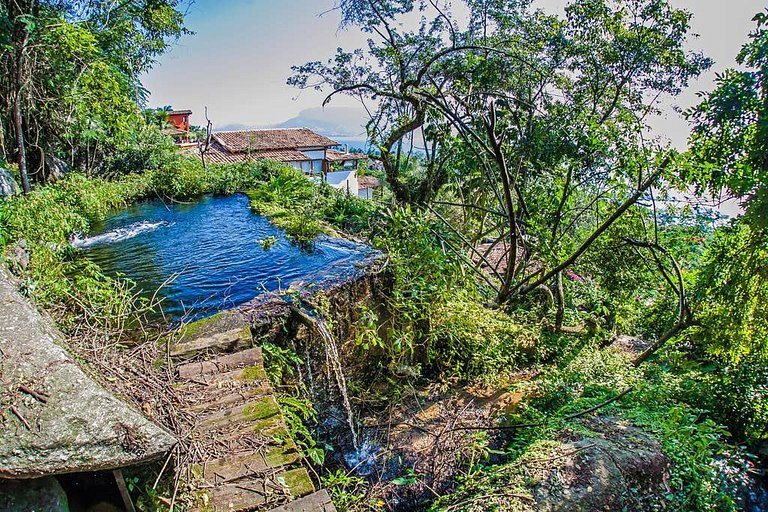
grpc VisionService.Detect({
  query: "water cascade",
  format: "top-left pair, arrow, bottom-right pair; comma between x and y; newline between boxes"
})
292,304 -> 360,451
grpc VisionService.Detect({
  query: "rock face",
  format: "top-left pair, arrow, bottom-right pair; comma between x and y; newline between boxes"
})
45,155 -> 71,183
532,417 -> 670,511
6,239 -> 30,273
0,477 -> 70,511
0,266 -> 176,479
0,167 -> 19,197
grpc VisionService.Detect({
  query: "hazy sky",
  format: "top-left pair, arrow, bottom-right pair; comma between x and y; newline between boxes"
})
143,0 -> 766,147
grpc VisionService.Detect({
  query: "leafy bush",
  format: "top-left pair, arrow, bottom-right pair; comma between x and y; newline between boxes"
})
428,297 -> 541,381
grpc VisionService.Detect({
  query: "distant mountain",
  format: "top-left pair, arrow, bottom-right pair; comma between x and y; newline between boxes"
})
271,107 -> 368,137
216,122 -> 257,132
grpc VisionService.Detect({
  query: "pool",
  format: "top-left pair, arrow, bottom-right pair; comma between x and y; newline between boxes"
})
76,193 -> 374,322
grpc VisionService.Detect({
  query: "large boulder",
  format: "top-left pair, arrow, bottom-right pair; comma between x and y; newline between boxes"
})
0,167 -> 19,197
532,417 -> 669,511
45,155 -> 71,183
0,266 -> 177,478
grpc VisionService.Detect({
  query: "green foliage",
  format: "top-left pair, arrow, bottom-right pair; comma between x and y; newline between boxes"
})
683,356 -> 768,446
0,172 -> 151,246
247,165 -> 377,244
427,297 -> 541,381
278,395 -> 326,466
262,342 -> 327,466
691,222 -> 768,361
687,9 -> 768,228
247,166 -> 324,243
249,166 -> 317,207
262,341 -> 303,384
434,344 -> 739,511
369,206 -> 472,365
321,190 -> 377,233
322,469 -> 375,512
0,0 -> 188,181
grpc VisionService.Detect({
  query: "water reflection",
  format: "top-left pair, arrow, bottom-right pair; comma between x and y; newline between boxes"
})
80,194 -> 373,322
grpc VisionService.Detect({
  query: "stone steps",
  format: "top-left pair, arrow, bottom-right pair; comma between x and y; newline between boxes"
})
171,324 -> 253,359
171,313 -> 335,512
267,491 -> 336,512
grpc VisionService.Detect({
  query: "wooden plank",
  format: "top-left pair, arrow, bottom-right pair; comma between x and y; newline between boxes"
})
191,445 -> 302,485
199,396 -> 281,430
183,383 -> 272,415
177,347 -> 263,379
170,325 -> 253,359
267,490 -> 337,512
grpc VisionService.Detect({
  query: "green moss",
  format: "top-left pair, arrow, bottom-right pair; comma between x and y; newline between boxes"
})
243,397 -> 281,422
264,444 -> 301,468
238,366 -> 268,382
174,311 -> 227,342
279,467 -> 315,498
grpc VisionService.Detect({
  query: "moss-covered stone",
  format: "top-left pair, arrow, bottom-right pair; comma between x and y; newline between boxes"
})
279,467 -> 315,498
0,267 -> 176,478
238,365 -> 268,382
243,397 -> 281,422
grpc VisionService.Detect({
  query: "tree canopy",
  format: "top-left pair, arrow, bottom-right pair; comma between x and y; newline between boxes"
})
0,0 -> 188,190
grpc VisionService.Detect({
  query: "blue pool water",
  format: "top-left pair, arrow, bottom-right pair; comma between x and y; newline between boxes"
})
77,193 -> 373,322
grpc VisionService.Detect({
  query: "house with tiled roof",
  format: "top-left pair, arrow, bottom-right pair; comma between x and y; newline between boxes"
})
203,128 -> 369,195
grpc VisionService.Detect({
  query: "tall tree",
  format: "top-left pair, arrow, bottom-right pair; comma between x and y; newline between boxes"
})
294,0 -> 710,309
0,0 -> 188,188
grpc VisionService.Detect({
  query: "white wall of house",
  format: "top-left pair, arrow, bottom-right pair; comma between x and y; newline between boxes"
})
326,169 -> 358,195
299,148 -> 326,160
358,187 -> 374,200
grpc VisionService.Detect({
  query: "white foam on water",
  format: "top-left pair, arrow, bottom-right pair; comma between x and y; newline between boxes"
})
343,438 -> 383,476
72,221 -> 171,249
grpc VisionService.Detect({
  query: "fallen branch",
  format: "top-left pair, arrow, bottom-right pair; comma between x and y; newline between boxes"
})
562,387 -> 634,421
444,387 -> 635,433
18,385 -> 48,404
10,405 -> 31,430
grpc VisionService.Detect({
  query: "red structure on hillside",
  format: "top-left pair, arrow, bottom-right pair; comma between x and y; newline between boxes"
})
167,109 -> 192,131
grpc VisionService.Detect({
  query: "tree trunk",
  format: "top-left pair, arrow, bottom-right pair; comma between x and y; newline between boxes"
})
13,22 -> 30,193
13,90 -> 29,193
514,163 -> 668,297
632,317 -> 692,366
0,120 -> 7,161
554,271 -> 565,331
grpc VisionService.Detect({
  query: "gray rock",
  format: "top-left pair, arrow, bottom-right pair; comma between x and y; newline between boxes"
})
0,168 -> 19,197
532,417 -> 669,511
7,240 -> 30,272
45,156 -> 71,183
0,477 -> 70,511
0,266 -> 177,479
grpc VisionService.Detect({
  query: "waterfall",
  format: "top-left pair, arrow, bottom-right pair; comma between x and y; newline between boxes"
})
292,304 -> 360,451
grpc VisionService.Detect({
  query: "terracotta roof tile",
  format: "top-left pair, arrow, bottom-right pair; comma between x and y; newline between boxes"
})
192,141 -> 313,165
213,128 -> 338,153
257,149 -> 312,161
